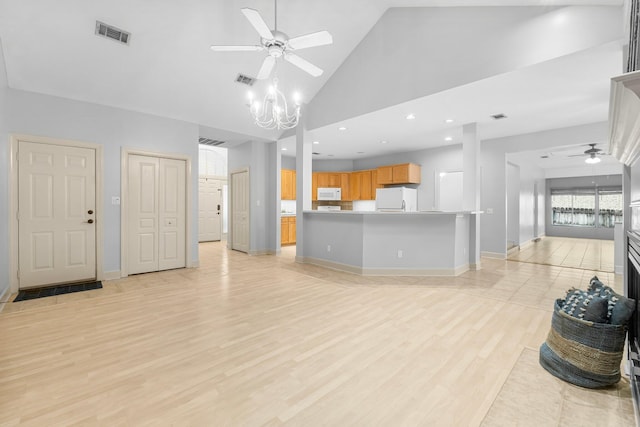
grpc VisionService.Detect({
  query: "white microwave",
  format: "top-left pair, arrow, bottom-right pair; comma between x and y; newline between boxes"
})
317,187 -> 341,201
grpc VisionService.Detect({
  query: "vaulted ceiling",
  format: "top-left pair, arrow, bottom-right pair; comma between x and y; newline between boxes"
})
0,0 -> 627,159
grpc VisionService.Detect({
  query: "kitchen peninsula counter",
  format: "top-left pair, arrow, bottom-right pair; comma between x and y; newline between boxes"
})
301,210 -> 475,276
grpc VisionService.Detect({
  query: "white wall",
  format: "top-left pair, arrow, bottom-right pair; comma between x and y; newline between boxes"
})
312,159 -> 355,172
308,6 -> 622,129
508,154 -> 547,245
2,88 -> 200,277
0,37 -> 9,299
227,140 -> 278,254
506,163 -> 520,247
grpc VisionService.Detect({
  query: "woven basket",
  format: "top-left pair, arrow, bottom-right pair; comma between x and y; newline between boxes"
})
539,299 -> 627,388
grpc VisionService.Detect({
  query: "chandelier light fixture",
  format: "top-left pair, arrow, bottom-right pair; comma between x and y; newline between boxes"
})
248,78 -> 301,130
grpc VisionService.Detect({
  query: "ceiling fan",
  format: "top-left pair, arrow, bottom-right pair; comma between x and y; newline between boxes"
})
568,143 -> 606,164
210,0 -> 333,79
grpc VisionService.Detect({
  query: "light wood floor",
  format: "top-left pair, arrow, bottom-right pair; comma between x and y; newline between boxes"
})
508,236 -> 615,272
0,243 -> 631,426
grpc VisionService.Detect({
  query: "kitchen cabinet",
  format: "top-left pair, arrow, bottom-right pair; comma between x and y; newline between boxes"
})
281,216 -> 296,245
371,169 -> 383,196
340,173 -> 350,201
376,163 -> 421,184
281,169 -> 296,200
312,172 -> 318,201
350,170 -> 374,200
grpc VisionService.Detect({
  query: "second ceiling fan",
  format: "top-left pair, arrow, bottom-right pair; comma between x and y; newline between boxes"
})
210,0 -> 332,79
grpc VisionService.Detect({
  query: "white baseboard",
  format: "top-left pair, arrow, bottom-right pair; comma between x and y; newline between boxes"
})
102,271 -> 122,281
507,246 -> 520,256
299,257 -> 469,277
190,259 -> 200,268
0,286 -> 11,313
482,251 -> 507,260
519,239 -> 533,250
470,262 -> 482,271
248,249 -> 276,256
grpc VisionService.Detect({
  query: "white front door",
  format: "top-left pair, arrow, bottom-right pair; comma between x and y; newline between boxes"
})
128,154 -> 186,274
231,170 -> 249,253
18,141 -> 96,288
198,177 -> 222,242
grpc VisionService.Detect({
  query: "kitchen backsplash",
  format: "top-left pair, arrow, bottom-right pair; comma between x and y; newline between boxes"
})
281,200 -> 296,214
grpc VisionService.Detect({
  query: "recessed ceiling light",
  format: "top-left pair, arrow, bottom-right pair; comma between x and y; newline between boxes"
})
281,147 -> 287,151
338,126 -> 347,131
490,113 -> 508,120
445,137 -> 453,142
313,141 -> 320,144
380,140 -> 388,144
406,113 -> 416,120
444,119 -> 454,123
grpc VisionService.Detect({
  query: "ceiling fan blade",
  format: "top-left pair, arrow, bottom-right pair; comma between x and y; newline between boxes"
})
256,56 -> 276,80
210,45 -> 264,52
241,8 -> 274,40
284,53 -> 323,77
288,31 -> 333,50
567,154 -> 586,157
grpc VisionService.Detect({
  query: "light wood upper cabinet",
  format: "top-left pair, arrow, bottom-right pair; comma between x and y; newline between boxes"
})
340,173 -> 350,201
350,171 -> 362,200
377,166 -> 393,185
376,163 -> 421,184
312,172 -> 318,201
350,170 -> 375,201
371,169 -> 383,197
281,169 -> 296,200
328,173 -> 341,187
316,173 -> 329,188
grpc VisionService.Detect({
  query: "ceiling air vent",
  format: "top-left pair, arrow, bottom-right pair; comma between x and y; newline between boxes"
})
199,137 -> 226,146
490,113 -> 508,120
95,21 -> 130,45
312,152 -> 320,155
236,73 -> 257,86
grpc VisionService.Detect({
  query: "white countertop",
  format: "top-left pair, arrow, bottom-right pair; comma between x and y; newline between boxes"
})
303,210 -> 474,215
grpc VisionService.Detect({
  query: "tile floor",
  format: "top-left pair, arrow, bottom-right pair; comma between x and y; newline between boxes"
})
508,237 -> 615,272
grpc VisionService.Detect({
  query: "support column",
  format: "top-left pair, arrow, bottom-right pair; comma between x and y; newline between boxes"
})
463,123 -> 481,269
295,105 -> 312,262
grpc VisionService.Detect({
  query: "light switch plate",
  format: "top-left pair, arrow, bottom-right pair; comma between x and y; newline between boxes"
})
112,196 -> 121,205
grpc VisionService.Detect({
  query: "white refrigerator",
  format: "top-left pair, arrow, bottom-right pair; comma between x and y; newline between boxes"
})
375,187 -> 417,212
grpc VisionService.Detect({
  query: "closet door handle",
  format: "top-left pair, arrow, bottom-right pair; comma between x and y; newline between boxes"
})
86,219 -> 94,224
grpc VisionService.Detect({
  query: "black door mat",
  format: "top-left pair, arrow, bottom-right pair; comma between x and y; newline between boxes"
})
14,281 -> 102,302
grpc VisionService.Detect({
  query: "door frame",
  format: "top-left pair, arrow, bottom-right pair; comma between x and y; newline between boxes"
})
9,134 -> 105,294
120,148 -> 193,277
229,167 -> 250,252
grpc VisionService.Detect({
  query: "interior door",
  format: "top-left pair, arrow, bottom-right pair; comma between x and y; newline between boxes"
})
231,170 -> 249,253
128,154 -> 186,274
198,177 -> 222,242
18,141 -> 96,288
158,158 -> 186,270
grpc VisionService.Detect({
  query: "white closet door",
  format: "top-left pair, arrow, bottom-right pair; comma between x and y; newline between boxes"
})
128,154 -> 186,275
18,141 -> 96,288
198,177 -> 222,242
231,170 -> 249,253
158,158 -> 186,270
128,155 -> 159,275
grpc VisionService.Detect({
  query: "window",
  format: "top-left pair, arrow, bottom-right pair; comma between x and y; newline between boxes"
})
551,187 -> 622,228
598,190 -> 623,228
